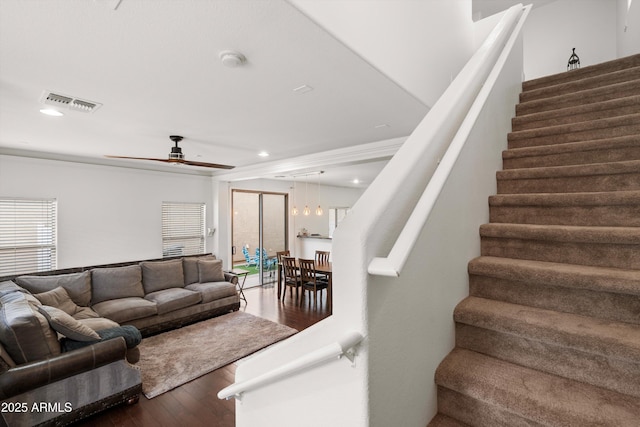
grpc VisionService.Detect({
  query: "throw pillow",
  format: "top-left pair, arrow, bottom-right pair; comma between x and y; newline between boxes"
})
198,259 -> 225,283
37,305 -> 100,342
61,325 -> 142,352
183,255 -> 216,285
34,286 -> 79,316
140,259 -> 185,293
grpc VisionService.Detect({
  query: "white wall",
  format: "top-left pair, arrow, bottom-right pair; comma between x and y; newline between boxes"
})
0,155 -> 214,269
289,0 -> 474,108
523,0 -> 617,80
618,0 -> 640,57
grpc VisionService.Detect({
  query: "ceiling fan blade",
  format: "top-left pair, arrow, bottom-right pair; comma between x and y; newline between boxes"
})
105,155 -> 172,163
106,155 -> 234,169
182,159 -> 235,169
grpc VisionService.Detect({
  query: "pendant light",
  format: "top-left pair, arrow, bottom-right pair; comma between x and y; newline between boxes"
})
291,177 -> 299,216
315,173 -> 323,216
303,179 -> 311,216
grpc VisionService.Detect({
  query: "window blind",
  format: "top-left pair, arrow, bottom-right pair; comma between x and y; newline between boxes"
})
0,198 -> 57,276
162,202 -> 205,257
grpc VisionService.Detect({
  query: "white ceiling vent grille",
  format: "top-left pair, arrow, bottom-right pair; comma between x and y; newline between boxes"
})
40,91 -> 102,113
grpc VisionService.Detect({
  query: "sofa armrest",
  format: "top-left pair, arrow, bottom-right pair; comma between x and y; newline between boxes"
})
224,272 -> 239,285
0,337 -> 127,399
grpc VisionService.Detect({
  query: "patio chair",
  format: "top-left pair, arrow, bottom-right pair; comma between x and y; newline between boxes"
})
242,246 -> 257,267
255,248 -> 277,271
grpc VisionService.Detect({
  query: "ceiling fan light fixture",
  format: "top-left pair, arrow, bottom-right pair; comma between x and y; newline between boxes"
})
168,135 -> 185,160
219,50 -> 246,68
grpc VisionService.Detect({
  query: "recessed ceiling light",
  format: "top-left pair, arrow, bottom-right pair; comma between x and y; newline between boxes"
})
352,178 -> 360,184
258,151 -> 270,157
374,123 -> 390,129
293,84 -> 314,94
39,108 -> 64,117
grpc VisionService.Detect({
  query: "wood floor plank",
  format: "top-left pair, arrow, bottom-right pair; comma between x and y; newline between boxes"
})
75,285 -> 330,426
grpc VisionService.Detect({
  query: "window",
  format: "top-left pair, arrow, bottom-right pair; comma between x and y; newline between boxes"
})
0,198 -> 57,276
162,202 -> 205,257
329,207 -> 350,238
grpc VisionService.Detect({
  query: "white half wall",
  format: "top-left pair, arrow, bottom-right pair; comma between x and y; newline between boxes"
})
0,155 -> 214,269
288,0 -> 474,108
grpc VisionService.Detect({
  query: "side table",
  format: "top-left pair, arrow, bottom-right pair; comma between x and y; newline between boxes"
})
229,269 -> 249,303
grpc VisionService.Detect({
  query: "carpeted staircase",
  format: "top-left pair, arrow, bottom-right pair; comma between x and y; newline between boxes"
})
429,54 -> 640,426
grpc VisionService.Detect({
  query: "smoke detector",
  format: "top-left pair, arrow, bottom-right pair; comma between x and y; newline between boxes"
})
219,50 -> 246,68
39,90 -> 102,113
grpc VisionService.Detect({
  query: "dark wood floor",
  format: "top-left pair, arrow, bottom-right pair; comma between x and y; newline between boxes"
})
75,284 -> 331,427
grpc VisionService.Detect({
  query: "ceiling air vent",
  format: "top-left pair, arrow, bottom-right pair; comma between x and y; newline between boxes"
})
40,90 -> 102,113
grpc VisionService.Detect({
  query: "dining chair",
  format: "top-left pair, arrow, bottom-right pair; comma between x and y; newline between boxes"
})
275,250 -> 290,298
315,250 -> 330,264
314,250 -> 330,281
299,258 -> 328,307
281,256 -> 302,302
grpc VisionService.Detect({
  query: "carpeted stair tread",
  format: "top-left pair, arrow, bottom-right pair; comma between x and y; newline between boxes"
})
489,190 -> 640,207
522,53 -> 640,92
427,413 -> 471,427
502,134 -> 640,169
435,348 -> 640,426
488,191 -> 640,226
516,79 -> 640,116
455,323 -> 640,399
507,113 -> 640,149
480,222 -> 640,245
513,95 -> 640,131
496,160 -> 640,196
468,256 -> 640,296
520,66 -> 640,103
498,159 -> 640,179
454,297 -> 640,362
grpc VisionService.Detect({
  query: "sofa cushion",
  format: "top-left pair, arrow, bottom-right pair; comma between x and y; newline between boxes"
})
33,286 -> 79,316
61,325 -> 142,353
91,265 -> 144,305
72,306 -> 101,320
183,255 -> 216,285
140,259 -> 185,293
144,288 -> 202,315
92,297 -> 157,324
198,259 -> 225,283
185,282 -> 238,304
0,292 -> 60,364
78,317 -> 119,331
37,305 -> 100,342
16,271 -> 91,306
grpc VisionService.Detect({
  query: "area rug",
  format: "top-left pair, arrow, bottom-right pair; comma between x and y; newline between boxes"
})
136,311 -> 297,398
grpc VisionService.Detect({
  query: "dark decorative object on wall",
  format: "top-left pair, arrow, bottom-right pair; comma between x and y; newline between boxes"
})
567,48 -> 580,70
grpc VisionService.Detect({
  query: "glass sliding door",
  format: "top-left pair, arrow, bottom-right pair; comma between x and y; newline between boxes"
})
232,190 -> 287,287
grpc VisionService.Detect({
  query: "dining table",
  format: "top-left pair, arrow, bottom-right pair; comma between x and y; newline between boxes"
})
277,259 -> 332,308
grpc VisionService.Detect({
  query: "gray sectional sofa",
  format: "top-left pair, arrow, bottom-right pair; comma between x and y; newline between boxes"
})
0,254 -> 240,426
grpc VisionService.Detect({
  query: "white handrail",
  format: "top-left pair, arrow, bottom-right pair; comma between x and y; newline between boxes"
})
217,330 -> 363,400
368,4 -> 530,277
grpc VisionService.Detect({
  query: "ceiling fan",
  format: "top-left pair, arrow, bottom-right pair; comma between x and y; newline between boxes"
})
106,135 -> 234,169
